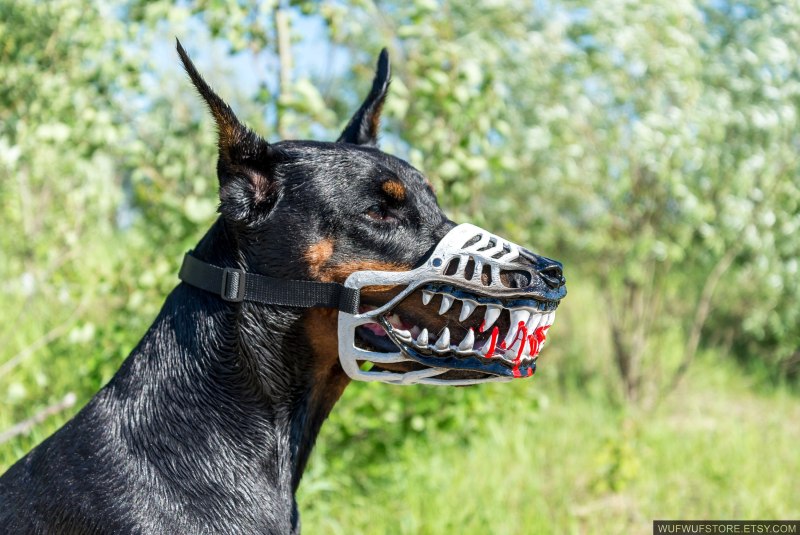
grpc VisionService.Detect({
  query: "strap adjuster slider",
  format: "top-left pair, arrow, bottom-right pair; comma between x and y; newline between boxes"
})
221,267 -> 246,302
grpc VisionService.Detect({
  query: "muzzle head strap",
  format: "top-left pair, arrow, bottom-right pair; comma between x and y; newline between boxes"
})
178,253 -> 360,313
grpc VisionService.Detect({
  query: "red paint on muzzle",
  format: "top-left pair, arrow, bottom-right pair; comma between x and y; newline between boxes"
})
527,325 -> 550,357
484,326 -> 500,358
511,322 -> 528,377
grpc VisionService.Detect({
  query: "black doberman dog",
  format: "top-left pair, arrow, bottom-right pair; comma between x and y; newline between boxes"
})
0,42 -> 565,533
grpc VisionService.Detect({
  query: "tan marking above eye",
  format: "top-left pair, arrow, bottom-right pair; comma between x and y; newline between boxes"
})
381,179 -> 407,202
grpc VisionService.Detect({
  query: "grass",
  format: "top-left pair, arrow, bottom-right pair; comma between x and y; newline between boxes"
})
298,358 -> 800,534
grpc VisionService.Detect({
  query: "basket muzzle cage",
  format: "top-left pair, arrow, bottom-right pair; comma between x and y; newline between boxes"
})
338,223 -> 565,386
179,223 -> 564,387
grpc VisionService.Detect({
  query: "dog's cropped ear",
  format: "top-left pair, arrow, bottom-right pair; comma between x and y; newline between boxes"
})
337,48 -> 391,147
176,39 -> 277,222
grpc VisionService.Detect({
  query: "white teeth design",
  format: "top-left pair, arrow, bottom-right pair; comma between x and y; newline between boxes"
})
435,328 -> 450,350
416,328 -> 429,346
394,329 -> 411,340
522,334 -> 534,356
483,305 -> 502,331
509,309 -> 531,338
505,326 -> 532,351
459,301 -> 476,322
458,329 -> 475,351
439,295 -> 454,315
396,295 -> 554,359
527,312 -> 543,332
502,328 -> 517,349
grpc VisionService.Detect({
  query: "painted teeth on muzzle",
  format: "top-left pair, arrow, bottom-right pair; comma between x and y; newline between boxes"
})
458,329 -> 475,352
435,328 -> 450,350
338,223 -> 566,385
459,301 -> 476,321
388,289 -> 557,365
416,328 -> 429,346
503,309 -> 531,347
438,295 -> 454,315
483,305 -> 502,331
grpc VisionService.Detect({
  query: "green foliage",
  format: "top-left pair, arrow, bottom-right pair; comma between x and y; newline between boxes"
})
1,0 -> 798,529
299,358 -> 800,533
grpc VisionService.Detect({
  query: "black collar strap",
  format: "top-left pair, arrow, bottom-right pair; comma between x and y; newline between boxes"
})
178,252 -> 360,314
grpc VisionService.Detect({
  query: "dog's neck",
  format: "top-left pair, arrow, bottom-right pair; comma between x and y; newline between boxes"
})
110,218 -> 349,531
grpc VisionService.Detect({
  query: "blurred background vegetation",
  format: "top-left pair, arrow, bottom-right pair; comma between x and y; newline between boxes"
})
1,0 -> 798,532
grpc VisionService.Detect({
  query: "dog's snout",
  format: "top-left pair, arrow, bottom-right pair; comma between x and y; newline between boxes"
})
502,270 -> 534,290
537,259 -> 565,289
518,248 -> 567,292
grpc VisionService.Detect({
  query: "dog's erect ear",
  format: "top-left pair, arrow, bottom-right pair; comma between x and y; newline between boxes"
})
176,39 -> 277,221
337,48 -> 391,147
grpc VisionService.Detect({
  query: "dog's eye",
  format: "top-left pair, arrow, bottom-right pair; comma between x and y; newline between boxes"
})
365,204 -> 388,220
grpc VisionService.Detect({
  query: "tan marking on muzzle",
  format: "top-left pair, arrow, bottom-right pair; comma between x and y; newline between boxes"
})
316,260 -> 411,286
304,238 -> 335,279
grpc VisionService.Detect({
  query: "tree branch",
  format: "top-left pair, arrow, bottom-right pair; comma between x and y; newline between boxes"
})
663,245 -> 740,396
0,393 -> 77,445
0,299 -> 87,378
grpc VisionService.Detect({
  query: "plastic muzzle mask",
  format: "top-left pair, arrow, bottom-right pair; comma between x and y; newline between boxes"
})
179,223 -> 565,387
338,223 -> 566,386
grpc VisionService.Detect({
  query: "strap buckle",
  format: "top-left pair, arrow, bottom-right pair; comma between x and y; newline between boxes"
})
220,267 -> 246,302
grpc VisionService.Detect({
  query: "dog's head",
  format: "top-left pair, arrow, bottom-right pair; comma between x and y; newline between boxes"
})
177,42 -> 566,386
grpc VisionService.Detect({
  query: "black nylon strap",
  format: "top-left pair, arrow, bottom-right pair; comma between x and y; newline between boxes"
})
178,253 -> 360,314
